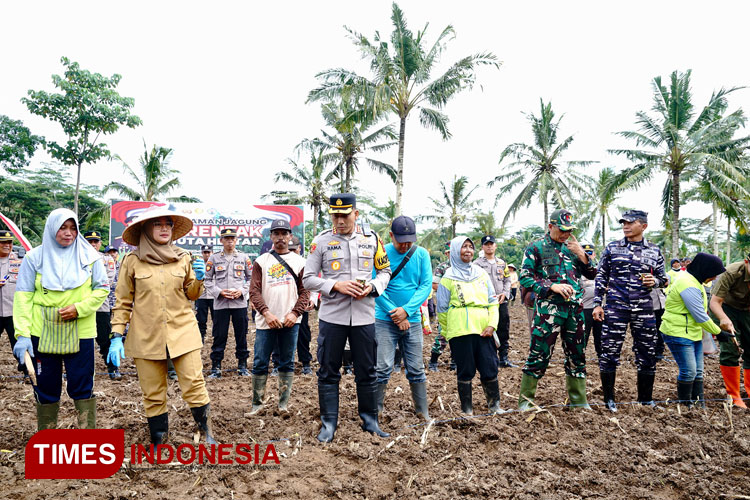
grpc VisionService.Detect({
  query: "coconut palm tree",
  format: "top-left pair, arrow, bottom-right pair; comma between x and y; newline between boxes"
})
105,142 -> 199,202
309,99 -> 398,192
610,69 -> 750,256
421,175 -> 480,239
573,167 -> 634,247
274,139 -> 336,235
489,99 -> 594,227
307,2 -> 500,215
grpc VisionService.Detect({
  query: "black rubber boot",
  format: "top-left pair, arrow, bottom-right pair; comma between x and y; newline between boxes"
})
600,371 -> 617,412
190,403 -> 218,445
237,360 -> 250,377
317,383 -> 339,443
375,383 -> 387,414
677,380 -> 693,408
147,412 -> 169,444
428,352 -> 440,372
481,379 -> 502,414
691,378 -> 705,408
410,382 -> 430,420
637,371 -> 658,408
207,361 -> 221,379
357,383 -> 389,438
107,362 -> 122,380
457,380 -> 473,415
497,350 -> 517,368
167,358 -> 177,380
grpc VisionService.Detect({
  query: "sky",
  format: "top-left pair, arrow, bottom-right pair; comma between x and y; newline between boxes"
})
2,1 -> 750,242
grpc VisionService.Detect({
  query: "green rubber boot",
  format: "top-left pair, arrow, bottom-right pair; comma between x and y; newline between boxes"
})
36,401 -> 60,431
518,373 -> 539,411
74,397 -> 97,429
250,374 -> 268,415
278,372 -> 294,412
566,376 -> 591,410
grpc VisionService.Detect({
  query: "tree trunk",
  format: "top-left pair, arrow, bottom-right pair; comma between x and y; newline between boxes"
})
395,115 -> 406,216
670,171 -> 680,258
451,221 -> 456,239
345,158 -> 352,193
74,160 -> 83,218
313,205 -> 319,236
338,165 -> 345,192
543,195 -> 548,229
727,218 -> 731,263
713,200 -> 719,256
601,213 -> 606,248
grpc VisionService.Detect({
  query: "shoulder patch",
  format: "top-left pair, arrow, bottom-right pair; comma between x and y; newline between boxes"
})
310,243 -> 317,253
206,260 -> 213,271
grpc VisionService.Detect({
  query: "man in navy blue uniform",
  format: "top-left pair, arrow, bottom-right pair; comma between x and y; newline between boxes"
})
593,210 -> 669,411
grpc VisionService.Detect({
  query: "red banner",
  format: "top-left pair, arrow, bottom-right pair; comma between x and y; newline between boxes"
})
25,429 -> 125,479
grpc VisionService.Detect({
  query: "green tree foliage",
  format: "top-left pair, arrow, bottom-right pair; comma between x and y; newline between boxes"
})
308,2 -> 500,215
490,99 -> 594,227
573,167 -> 632,247
0,167 -> 108,246
23,57 -> 142,216
421,175 -> 480,239
610,69 -> 750,257
105,142 -> 200,202
0,115 -> 44,174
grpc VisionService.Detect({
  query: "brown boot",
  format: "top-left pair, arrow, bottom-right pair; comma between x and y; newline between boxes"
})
720,365 -> 747,409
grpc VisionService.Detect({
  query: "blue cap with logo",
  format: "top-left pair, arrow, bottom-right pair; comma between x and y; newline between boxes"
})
391,215 -> 417,243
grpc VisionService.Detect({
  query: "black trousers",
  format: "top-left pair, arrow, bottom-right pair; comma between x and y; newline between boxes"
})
583,308 -> 603,360
496,302 -> 510,356
316,319 -> 376,385
95,311 -> 112,365
449,334 -> 499,382
272,311 -> 313,367
1,316 -> 25,372
195,298 -> 214,342
210,307 -> 249,364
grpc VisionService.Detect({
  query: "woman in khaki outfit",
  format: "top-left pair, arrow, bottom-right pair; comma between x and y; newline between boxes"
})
109,208 -> 216,444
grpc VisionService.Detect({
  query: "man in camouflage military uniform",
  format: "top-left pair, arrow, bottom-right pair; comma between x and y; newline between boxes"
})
0,230 -> 28,380
205,228 -> 253,378
303,193 -> 392,442
593,210 -> 668,411
85,231 -> 121,380
518,209 -> 597,410
428,242 -> 455,371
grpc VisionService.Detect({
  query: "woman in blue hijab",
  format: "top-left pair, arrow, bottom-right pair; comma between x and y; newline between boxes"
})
13,208 -> 109,430
436,236 -> 502,415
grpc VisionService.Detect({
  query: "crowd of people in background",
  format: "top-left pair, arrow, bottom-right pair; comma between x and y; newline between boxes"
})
1,194 -> 749,444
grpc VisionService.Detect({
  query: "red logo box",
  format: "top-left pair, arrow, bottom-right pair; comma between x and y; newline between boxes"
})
25,429 -> 124,479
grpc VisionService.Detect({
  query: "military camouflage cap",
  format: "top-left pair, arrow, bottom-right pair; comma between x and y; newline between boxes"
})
549,209 -> 576,231
619,209 -> 648,224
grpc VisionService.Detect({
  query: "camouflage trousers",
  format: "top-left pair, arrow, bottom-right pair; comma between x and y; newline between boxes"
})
523,300 -> 586,379
598,307 -> 657,374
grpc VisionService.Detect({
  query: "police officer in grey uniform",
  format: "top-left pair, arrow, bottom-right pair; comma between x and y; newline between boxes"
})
195,244 -> 215,343
84,231 -> 121,380
303,193 -> 392,442
0,230 -> 27,379
205,228 -> 252,377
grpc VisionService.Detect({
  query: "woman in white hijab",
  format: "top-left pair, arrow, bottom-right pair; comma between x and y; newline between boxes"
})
436,236 -> 502,415
13,208 -> 109,430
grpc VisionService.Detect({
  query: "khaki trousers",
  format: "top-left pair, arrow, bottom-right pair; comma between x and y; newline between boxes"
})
134,349 -> 210,417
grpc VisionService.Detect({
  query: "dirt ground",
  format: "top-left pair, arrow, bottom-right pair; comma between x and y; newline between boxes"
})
0,302 -> 748,499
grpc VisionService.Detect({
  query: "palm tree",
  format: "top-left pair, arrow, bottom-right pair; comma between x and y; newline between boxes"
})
489,99 -> 594,227
421,175 -> 480,238
274,139 -> 336,235
312,99 -> 398,192
472,211 -> 504,239
610,69 -> 750,256
105,142 -> 200,202
573,167 -> 633,247
307,2 -> 500,215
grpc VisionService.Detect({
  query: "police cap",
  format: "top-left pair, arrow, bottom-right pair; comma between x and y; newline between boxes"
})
481,235 -> 496,245
220,228 -> 238,238
84,230 -> 102,241
619,210 -> 648,224
0,230 -> 13,242
328,193 -> 356,215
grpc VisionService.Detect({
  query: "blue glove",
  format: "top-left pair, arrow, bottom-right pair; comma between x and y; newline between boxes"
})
107,336 -> 125,367
13,336 -> 34,364
192,257 -> 205,281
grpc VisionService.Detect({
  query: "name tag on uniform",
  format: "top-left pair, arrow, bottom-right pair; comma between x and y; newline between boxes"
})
362,250 -> 372,257
611,247 -> 630,256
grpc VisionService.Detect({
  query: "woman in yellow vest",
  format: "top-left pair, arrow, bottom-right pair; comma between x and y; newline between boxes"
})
109,207 -> 215,444
660,253 -> 726,407
12,208 -> 109,430
436,236 -> 501,415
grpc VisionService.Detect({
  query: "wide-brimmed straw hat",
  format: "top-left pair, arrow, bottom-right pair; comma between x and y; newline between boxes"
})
122,207 -> 193,246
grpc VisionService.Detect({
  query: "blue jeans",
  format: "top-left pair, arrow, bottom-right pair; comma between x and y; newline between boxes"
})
663,334 -> 704,382
252,325 -> 299,375
375,318 -> 426,384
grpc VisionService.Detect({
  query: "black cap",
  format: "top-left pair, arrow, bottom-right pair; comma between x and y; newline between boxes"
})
619,209 -> 648,224
84,230 -> 102,241
220,228 -> 237,238
328,193 -> 356,214
671,258 -> 680,266
201,245 -> 212,252
103,246 -> 116,253
481,235 -> 496,245
390,215 -> 417,243
270,219 -> 292,232
0,230 -> 13,242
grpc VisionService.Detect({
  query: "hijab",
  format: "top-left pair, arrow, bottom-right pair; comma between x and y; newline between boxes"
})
686,252 -> 725,284
443,235 -> 484,282
133,219 -> 186,265
28,208 -> 102,291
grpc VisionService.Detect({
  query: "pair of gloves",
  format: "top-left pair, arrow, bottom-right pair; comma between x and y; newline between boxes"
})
12,335 -> 126,367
